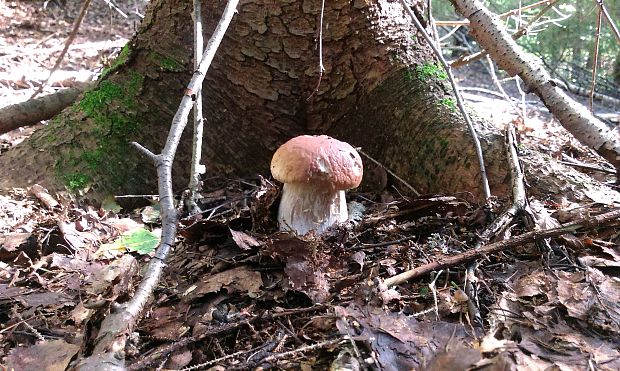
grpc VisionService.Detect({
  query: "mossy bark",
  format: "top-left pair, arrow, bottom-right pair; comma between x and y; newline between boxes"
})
0,0 -> 509,201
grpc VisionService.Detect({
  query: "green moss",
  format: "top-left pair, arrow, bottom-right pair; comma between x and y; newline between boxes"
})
64,173 -> 92,191
404,69 -> 414,81
149,51 -> 184,72
100,43 -> 132,79
56,72 -> 145,191
438,97 -> 456,112
416,63 -> 448,81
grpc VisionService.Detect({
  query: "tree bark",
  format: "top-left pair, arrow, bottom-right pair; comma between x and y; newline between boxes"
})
0,84 -> 91,135
0,0 -> 524,201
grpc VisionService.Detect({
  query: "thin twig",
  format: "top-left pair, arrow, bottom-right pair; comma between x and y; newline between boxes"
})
259,337 -> 346,364
307,0 -> 326,100
384,208 -> 620,287
356,148 -> 420,196
464,125 -> 527,328
400,0 -> 491,200
589,5 -> 602,112
187,0 -> 206,211
595,0 -> 620,43
31,0 -> 93,99
435,0 -> 555,26
485,55 -> 522,119
75,1 -> 240,369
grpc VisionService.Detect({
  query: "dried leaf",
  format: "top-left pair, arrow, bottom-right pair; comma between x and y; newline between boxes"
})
8,340 -> 80,371
229,228 -> 261,250
28,184 -> 59,209
141,205 -> 161,224
0,232 -> 36,260
183,266 -> 262,301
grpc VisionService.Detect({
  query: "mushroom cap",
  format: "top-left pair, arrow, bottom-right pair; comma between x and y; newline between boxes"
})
271,135 -> 363,190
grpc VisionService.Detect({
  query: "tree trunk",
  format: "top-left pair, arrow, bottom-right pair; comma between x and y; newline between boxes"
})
0,0 -> 511,201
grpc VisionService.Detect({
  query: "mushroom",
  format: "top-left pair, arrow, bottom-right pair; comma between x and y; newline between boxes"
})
270,135 -> 363,235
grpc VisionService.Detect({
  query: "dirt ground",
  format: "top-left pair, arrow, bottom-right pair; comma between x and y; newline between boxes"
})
1,1 -> 620,370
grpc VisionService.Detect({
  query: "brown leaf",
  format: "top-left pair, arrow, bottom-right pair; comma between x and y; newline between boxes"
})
183,266 -> 262,301
229,228 -> 261,250
8,339 -> 79,371
425,348 -> 482,371
0,232 -> 37,260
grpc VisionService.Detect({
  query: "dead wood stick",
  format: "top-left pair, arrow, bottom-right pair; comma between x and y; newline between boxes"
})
384,208 -> 620,287
464,125 -> 527,326
0,84 -> 91,134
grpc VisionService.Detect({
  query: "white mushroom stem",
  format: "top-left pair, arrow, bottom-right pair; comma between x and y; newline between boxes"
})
278,183 -> 348,235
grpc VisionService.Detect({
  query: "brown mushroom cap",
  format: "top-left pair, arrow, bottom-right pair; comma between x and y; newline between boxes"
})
271,135 -> 363,190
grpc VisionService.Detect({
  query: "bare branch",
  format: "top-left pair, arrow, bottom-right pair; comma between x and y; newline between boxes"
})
75,1 -> 240,369
589,5 -> 603,112
400,0 -> 492,200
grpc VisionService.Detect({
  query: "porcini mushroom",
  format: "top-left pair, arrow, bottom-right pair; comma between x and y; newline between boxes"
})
270,135 -> 363,235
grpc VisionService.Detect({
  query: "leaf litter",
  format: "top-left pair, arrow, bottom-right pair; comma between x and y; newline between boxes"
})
0,173 -> 618,370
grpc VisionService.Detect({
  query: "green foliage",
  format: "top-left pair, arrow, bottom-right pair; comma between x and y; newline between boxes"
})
99,228 -> 160,255
64,173 -> 92,191
100,43 -> 132,79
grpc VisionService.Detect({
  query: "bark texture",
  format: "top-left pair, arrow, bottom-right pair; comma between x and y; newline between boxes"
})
0,0 -> 508,201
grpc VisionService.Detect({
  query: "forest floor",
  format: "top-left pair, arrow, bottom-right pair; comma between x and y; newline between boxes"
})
1,1 -> 620,370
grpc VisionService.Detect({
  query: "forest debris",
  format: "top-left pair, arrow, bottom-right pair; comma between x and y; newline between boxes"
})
85,254 -> 137,303
555,268 -> 620,333
7,339 -> 80,371
229,228 -> 262,250
182,265 -> 262,301
489,262 -> 620,369
268,236 -> 332,303
14,291 -> 74,311
335,304 -> 475,371
383,208 -> 620,287
424,348 -> 482,371
0,232 -> 36,260
27,184 -> 58,210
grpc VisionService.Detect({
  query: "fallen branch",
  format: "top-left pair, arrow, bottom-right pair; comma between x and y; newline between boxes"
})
450,0 -> 561,68
0,84 -> 91,134
449,0 -> 620,173
384,208 -> 620,287
75,1 -> 240,369
436,0 -> 555,27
